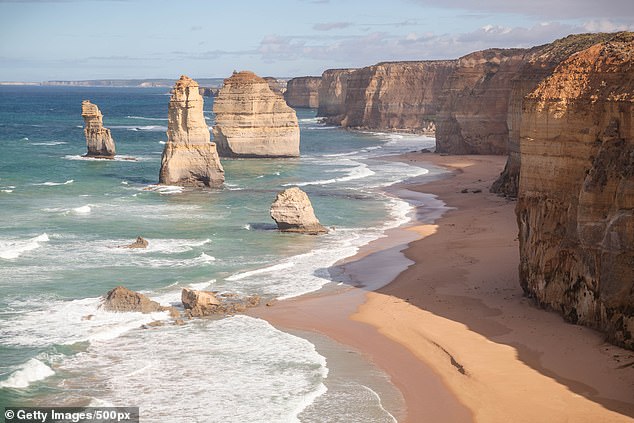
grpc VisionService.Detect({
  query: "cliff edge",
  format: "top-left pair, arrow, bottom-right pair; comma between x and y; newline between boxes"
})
516,33 -> 634,348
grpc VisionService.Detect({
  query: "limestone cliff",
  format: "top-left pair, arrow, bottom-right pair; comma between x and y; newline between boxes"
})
435,49 -> 528,155
212,71 -> 300,158
159,75 -> 224,188
317,69 -> 355,123
491,33 -> 616,197
81,100 -> 116,158
343,61 -> 455,132
516,33 -> 634,349
285,76 -> 320,108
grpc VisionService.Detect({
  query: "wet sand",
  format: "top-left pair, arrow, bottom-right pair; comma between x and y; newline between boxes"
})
254,153 -> 634,422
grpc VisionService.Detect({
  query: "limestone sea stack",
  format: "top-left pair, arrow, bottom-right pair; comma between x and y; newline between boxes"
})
270,187 -> 327,234
212,71 -> 300,158
516,33 -> 634,348
81,100 -> 116,158
285,76 -> 320,108
159,75 -> 224,187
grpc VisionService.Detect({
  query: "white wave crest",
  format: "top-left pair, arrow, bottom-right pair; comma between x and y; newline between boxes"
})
0,233 -> 50,260
0,358 -> 55,389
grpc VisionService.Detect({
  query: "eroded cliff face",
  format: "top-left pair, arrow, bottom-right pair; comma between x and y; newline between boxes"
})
317,69 -> 355,123
434,49 -> 528,155
212,71 -> 300,158
337,61 -> 455,133
285,76 -> 320,108
517,33 -> 634,348
159,75 -> 224,188
491,33 -> 616,197
81,100 -> 116,158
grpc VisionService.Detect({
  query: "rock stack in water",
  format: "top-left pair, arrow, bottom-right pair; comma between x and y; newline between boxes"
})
159,75 -> 224,187
212,71 -> 300,158
270,187 -> 327,234
81,100 -> 116,158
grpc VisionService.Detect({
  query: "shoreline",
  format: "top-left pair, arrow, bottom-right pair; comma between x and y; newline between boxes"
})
254,153 -> 634,422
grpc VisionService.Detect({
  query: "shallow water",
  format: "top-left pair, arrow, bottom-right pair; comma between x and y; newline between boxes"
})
0,86 -> 438,421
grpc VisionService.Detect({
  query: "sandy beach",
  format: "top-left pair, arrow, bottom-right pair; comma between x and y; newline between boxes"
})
255,153 -> 634,423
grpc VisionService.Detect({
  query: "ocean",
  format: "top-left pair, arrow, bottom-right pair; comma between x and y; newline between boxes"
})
0,86 -> 438,422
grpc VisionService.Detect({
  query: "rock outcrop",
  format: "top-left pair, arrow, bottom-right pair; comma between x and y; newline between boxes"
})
123,236 -> 148,249
159,75 -> 224,188
102,286 -> 179,317
270,187 -> 328,234
81,100 -> 116,158
181,288 -> 260,317
491,33 -> 616,197
516,33 -> 634,349
336,61 -> 455,133
317,69 -> 355,123
212,71 -> 300,158
285,76 -> 320,108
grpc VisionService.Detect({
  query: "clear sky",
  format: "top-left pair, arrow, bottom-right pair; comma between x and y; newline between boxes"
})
1,0 -> 633,81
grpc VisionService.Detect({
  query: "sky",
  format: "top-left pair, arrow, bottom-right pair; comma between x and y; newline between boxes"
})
1,0 -> 633,81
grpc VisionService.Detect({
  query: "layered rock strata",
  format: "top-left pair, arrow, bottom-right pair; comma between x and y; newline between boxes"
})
285,76 -> 320,108
81,100 -> 116,158
491,33 -> 616,197
212,71 -> 300,158
317,69 -> 355,123
270,187 -> 328,234
159,75 -> 224,187
516,33 -> 634,349
435,49 -> 527,154
337,61 -> 455,133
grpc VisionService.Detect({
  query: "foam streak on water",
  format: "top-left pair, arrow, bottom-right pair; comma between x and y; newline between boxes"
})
59,316 -> 328,423
0,88 -> 442,421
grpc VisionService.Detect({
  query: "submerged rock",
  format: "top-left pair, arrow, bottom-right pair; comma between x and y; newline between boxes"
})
122,236 -> 149,249
102,286 -> 179,318
159,75 -> 225,187
270,187 -> 328,234
212,71 -> 300,158
81,100 -> 116,158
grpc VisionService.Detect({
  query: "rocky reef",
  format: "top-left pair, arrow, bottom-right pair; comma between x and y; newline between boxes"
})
102,286 -> 179,317
516,33 -> 634,348
159,75 -> 224,188
81,100 -> 116,158
285,76 -> 320,108
212,71 -> 300,158
270,187 -> 328,234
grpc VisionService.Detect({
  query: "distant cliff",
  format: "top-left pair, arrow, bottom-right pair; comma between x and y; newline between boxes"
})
317,69 -> 355,123
516,33 -> 634,349
314,33 -> 619,158
336,61 -> 455,133
285,77 -> 320,108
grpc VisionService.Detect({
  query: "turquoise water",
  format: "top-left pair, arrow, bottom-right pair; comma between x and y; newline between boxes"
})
0,86 -> 436,422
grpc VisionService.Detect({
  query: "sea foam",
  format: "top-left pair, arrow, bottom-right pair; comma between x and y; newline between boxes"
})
0,233 -> 50,260
58,316 -> 328,423
0,358 -> 55,389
